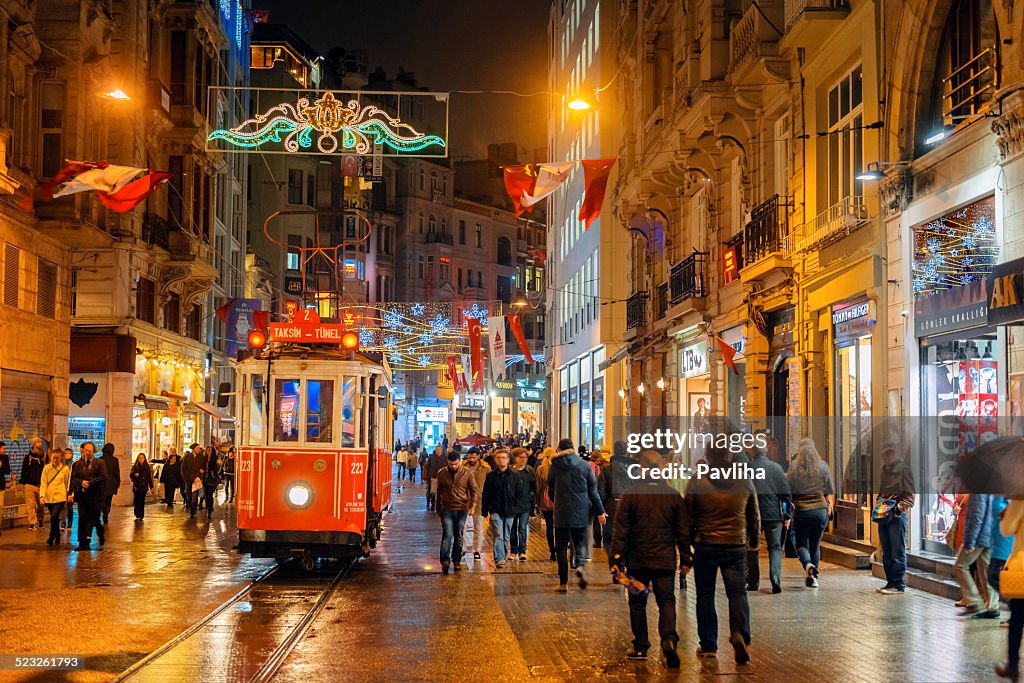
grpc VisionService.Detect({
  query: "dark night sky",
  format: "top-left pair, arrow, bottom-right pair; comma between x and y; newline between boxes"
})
256,0 -> 550,161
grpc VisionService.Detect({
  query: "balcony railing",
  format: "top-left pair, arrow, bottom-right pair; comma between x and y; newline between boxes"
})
744,194 -> 791,263
669,253 -> 708,304
785,0 -> 850,32
656,282 -> 669,320
424,232 -> 453,245
626,291 -> 648,330
731,1 -> 782,70
796,195 -> 868,251
942,48 -> 997,125
142,214 -> 171,250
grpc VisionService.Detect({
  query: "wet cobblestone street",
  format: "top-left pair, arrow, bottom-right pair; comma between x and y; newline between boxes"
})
0,477 -> 1012,682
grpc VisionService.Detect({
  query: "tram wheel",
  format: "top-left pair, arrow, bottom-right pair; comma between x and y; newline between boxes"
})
299,551 -> 315,573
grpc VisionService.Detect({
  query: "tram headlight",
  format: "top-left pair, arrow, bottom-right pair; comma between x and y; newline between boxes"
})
286,482 -> 313,509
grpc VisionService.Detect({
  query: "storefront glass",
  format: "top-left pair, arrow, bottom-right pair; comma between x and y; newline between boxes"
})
835,338 -> 872,505
919,335 -> 998,555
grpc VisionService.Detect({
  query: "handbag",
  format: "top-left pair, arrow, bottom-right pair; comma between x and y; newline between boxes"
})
1001,552 -> 1024,599
871,497 -> 898,523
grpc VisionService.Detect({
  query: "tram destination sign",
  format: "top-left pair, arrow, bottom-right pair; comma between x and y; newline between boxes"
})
268,322 -> 347,344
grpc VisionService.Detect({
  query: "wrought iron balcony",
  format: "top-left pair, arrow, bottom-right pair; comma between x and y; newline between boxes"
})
942,48 -> 997,125
744,194 -> 791,263
656,282 -> 669,320
669,253 -> 707,304
796,195 -> 868,251
424,231 -> 453,245
142,214 -> 171,250
626,291 -> 648,330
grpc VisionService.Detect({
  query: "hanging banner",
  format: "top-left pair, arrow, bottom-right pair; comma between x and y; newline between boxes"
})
226,299 -> 262,358
460,354 -> 473,395
507,313 -> 535,364
487,316 -> 506,381
447,355 -> 461,393
467,319 -> 484,391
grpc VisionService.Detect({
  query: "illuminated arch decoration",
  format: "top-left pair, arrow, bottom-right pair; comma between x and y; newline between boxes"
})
208,91 -> 447,155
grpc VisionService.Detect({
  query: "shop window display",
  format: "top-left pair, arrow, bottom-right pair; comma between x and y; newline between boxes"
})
919,338 -> 998,554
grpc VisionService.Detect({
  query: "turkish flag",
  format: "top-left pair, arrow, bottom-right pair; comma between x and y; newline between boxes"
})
578,158 -> 616,229
447,355 -> 461,393
467,318 -> 484,391
503,162 -> 573,216
216,299 -> 236,323
252,310 -> 270,332
717,337 -> 740,375
96,171 -> 174,212
507,313 -> 535,364
503,165 -> 537,216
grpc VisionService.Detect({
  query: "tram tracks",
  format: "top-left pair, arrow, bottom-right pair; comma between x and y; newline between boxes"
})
113,560 -> 353,682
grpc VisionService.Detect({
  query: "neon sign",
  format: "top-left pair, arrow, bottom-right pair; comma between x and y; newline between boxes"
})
208,90 -> 447,155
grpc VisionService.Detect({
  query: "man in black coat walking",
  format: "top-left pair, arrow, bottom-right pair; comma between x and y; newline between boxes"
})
610,450 -> 687,668
548,438 -> 606,592
746,442 -> 792,593
602,441 -> 635,547
481,450 -> 526,569
99,443 -> 121,526
70,442 -> 109,550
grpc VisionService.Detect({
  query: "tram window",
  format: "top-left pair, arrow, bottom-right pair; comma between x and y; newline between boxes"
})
306,379 -> 334,443
274,379 -> 300,442
341,377 -> 356,448
249,375 -> 265,445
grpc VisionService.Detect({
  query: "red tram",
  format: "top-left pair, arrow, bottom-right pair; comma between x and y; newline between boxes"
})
234,336 -> 394,569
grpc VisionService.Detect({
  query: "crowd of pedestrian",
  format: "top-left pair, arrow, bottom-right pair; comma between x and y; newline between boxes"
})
0,439 -> 237,549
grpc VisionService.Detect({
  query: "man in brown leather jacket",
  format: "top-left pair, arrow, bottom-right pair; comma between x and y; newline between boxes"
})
682,445 -> 760,665
435,452 -> 478,574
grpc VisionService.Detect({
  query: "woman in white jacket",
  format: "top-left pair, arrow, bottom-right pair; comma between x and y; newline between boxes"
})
997,498 -> 1024,680
39,448 -> 71,547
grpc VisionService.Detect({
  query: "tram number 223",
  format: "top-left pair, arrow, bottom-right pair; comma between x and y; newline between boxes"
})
238,460 -> 252,473
350,461 -> 365,475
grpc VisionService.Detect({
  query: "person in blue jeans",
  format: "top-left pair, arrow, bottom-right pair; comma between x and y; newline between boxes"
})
747,443 -> 792,593
435,451 -> 478,575
509,449 -> 536,561
875,443 -> 916,594
682,446 -> 760,664
786,439 -> 833,588
482,450 -> 526,569
548,439 -> 606,591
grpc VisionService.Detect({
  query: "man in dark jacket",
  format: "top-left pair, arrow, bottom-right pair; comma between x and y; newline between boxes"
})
602,441 -> 634,548
746,442 -> 792,593
98,443 -> 121,526
510,448 -> 536,562
548,438 -> 606,591
223,448 -> 236,502
436,451 -> 478,574
876,443 -> 916,594
424,445 -> 447,511
20,439 -> 46,530
682,445 -> 760,664
610,450 -> 687,668
70,442 -> 108,550
481,449 -> 526,569
0,442 -> 12,536
180,445 -> 202,517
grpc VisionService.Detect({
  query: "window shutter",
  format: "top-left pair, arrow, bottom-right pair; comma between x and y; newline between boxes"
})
4,243 -> 19,307
36,257 -> 57,318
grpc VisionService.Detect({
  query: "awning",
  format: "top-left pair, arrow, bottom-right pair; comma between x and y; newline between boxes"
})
136,394 -> 171,411
193,401 -> 237,425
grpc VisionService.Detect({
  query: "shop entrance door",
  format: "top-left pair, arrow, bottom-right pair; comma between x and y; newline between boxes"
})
835,337 -> 872,541
769,358 -> 789,462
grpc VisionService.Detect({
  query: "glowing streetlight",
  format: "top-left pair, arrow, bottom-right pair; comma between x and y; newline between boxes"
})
567,97 -> 592,111
103,89 -> 131,101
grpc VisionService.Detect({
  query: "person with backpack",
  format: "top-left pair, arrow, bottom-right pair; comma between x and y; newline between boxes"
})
548,438 -> 606,591
535,447 -> 557,561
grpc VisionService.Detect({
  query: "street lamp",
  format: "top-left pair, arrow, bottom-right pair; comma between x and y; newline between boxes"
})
567,97 -> 592,111
856,161 -> 908,181
102,89 -> 131,101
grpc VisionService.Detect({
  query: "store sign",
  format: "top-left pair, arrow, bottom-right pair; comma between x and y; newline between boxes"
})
680,340 -> 709,378
461,396 -> 485,409
284,276 -> 303,295
722,245 -> 740,285
69,374 -> 107,417
987,256 -> 1024,325
832,299 -> 873,342
516,378 -> 546,389
494,380 -> 515,391
416,407 -> 450,422
767,307 -> 795,350
519,387 -> 542,401
268,322 -> 347,343
915,281 -> 988,337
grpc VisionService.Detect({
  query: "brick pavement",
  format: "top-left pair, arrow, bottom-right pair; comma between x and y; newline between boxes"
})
275,472 -> 1008,682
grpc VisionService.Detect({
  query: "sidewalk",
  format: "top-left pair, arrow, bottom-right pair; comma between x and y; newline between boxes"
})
0,495 -> 271,682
